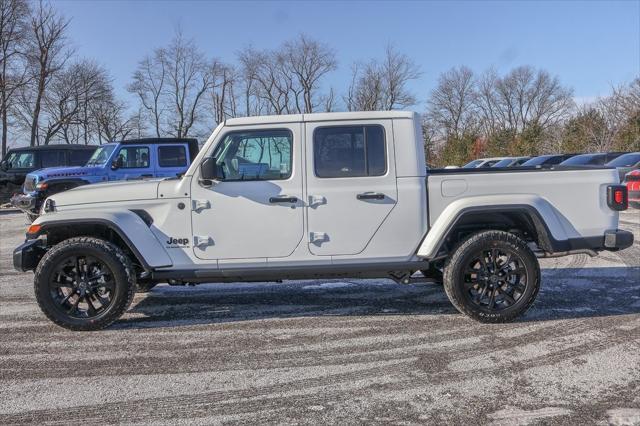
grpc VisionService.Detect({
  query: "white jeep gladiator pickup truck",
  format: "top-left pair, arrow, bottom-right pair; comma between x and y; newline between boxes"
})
13,111 -> 633,331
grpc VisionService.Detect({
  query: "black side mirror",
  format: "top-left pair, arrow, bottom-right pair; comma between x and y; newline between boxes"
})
0,160 -> 7,171
111,157 -> 123,170
200,157 -> 225,185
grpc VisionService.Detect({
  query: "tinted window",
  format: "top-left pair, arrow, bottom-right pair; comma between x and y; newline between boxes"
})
41,150 -> 66,168
69,149 -> 94,165
5,151 -> 35,169
560,154 -> 604,166
211,129 -> 292,181
116,146 -> 150,169
492,159 -> 513,168
158,145 -> 187,167
606,153 -> 640,167
314,125 -> 386,178
463,159 -> 483,168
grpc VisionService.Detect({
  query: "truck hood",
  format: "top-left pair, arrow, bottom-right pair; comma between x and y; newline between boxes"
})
30,166 -> 104,180
51,179 -> 162,207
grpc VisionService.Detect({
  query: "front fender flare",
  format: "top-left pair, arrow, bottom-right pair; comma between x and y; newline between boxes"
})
31,210 -> 173,269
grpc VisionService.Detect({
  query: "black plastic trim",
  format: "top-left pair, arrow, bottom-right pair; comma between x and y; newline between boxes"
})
13,239 -> 46,272
27,218 -> 155,270
429,204 -> 617,257
151,260 -> 430,283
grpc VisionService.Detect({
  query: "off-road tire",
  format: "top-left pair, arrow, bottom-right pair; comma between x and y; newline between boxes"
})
443,230 -> 540,323
34,237 -> 136,331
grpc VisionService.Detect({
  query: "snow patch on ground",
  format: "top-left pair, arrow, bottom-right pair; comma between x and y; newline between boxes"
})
302,282 -> 354,290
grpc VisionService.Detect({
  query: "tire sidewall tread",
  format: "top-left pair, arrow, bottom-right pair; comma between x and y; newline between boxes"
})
443,230 -> 541,323
34,237 -> 136,331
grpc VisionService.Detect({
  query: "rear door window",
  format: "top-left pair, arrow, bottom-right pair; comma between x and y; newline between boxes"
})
40,150 -> 66,168
158,145 -> 187,167
313,125 -> 386,178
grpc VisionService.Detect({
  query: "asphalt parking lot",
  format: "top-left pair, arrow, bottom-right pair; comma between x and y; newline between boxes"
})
1,210 -> 639,425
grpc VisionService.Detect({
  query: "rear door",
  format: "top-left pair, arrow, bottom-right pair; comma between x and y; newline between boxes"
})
305,120 -> 397,256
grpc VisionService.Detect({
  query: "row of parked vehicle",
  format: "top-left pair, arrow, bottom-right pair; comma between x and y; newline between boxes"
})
1,138 -> 198,221
459,152 -> 640,208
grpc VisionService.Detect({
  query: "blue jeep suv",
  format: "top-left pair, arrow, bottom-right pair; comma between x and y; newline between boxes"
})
12,138 -> 199,220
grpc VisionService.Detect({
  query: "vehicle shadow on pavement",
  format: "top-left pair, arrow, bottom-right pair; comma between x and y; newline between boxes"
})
115,266 -> 640,329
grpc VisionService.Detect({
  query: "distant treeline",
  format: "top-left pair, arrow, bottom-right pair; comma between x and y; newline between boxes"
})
1,0 -> 638,164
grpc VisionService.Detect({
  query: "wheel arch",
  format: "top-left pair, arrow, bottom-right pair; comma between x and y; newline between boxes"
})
418,201 -> 568,259
29,210 -> 173,271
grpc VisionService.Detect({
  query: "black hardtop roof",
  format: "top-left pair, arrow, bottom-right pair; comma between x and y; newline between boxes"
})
8,144 -> 96,152
119,137 -> 198,145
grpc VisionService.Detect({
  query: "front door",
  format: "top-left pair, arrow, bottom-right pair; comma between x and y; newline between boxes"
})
191,124 -> 304,260
305,120 -> 398,256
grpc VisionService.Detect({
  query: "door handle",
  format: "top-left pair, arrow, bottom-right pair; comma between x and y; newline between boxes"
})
356,192 -> 385,200
269,195 -> 298,204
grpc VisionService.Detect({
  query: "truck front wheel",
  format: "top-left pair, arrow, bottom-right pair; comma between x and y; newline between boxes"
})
443,230 -> 540,323
34,237 -> 136,331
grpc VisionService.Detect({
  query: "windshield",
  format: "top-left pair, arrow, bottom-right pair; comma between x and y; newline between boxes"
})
85,145 -> 116,166
462,159 -> 483,168
606,152 -> 640,167
492,158 -> 514,167
560,154 -> 605,166
3,151 -> 35,169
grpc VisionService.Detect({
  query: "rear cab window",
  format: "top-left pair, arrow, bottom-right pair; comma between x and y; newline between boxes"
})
158,145 -> 187,168
313,125 -> 386,178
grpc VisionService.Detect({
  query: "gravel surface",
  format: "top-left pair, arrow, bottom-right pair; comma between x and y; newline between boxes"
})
1,209 -> 639,425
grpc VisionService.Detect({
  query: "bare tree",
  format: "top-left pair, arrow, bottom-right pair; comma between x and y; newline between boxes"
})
39,60 -> 110,144
282,34 -> 336,113
0,0 -> 29,157
492,66 -> 574,133
209,61 -> 236,124
128,51 -> 165,137
129,30 -> 212,138
22,1 -> 72,146
381,45 -> 421,110
164,31 -> 211,137
346,45 -> 420,111
426,66 -> 477,139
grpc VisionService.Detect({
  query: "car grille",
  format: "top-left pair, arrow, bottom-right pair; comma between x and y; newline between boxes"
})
23,176 -> 36,192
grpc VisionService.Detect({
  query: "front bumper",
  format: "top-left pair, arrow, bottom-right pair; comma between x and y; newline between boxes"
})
13,239 -> 46,272
10,193 -> 37,213
603,229 -> 634,251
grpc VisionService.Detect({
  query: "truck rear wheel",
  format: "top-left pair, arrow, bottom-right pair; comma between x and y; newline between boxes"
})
443,230 -> 540,323
34,237 -> 136,331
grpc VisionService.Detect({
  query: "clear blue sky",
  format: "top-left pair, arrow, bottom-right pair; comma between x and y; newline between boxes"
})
57,0 -> 639,110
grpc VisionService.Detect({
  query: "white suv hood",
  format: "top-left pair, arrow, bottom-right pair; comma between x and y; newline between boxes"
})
51,179 -> 162,207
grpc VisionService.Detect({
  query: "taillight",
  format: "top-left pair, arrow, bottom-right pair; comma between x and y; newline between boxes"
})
607,185 -> 628,211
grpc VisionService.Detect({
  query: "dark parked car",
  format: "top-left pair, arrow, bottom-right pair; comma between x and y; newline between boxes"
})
492,156 -> 531,167
0,145 -> 96,187
559,152 -> 626,167
520,154 -> 578,167
605,152 -> 640,181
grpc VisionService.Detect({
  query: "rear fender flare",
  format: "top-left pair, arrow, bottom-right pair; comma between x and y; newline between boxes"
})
417,195 -> 569,258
